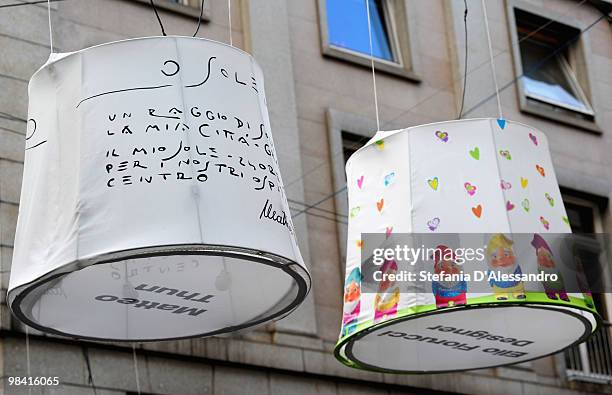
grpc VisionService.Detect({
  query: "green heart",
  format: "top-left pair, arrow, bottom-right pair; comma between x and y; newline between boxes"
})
522,199 -> 530,212
469,147 -> 480,160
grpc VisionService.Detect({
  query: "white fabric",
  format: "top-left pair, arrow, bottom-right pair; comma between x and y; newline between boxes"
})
8,37 -> 308,341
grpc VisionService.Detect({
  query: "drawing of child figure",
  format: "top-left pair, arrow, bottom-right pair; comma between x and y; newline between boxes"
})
431,245 -> 467,308
374,259 -> 400,322
532,234 -> 569,301
341,267 -> 362,336
486,234 -> 526,300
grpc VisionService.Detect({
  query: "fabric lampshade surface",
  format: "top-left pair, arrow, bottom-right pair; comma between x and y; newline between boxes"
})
8,37 -> 310,341
335,119 -> 600,373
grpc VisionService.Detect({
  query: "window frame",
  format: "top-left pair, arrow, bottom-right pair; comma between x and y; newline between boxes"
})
506,0 -> 601,133
522,52 -> 595,116
327,109 -> 403,263
317,0 -> 420,82
131,0 -> 211,20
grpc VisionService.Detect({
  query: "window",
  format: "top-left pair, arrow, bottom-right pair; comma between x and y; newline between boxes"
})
132,0 -> 207,18
167,0 -> 199,6
507,4 -> 599,131
318,0 -> 419,81
341,131 -> 367,165
561,191 -> 612,384
515,9 -> 593,116
326,0 -> 399,63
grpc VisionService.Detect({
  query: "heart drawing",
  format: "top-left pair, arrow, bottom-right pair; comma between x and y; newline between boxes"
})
357,175 -> 364,189
469,147 -> 480,160
384,172 -> 395,187
427,217 -> 440,231
522,199 -> 530,212
472,204 -> 483,218
545,193 -> 554,207
428,177 -> 439,191
435,130 -> 449,142
464,182 -> 477,196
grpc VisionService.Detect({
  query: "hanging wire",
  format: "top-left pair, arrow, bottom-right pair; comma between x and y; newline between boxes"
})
0,0 -> 64,9
193,0 -> 204,37
283,0 -> 589,195
132,343 -> 141,395
464,12 -> 607,116
291,10 -> 605,219
289,0 -> 590,192
25,326 -> 32,395
227,0 -> 233,46
82,346 -> 98,395
289,206 -> 348,225
291,187 -> 347,218
149,0 -> 167,36
457,0 -> 468,119
47,0 -> 53,53
0,111 -> 27,123
364,0 -> 380,132
480,0 -> 503,120
287,198 -> 347,218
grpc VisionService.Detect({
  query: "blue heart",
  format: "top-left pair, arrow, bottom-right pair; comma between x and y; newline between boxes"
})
384,172 -> 396,187
497,118 -> 506,130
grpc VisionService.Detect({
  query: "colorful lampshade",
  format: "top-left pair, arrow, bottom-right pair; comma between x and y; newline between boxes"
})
336,118 -> 599,373
8,37 -> 310,341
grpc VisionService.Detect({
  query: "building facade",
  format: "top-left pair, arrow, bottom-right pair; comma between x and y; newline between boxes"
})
0,0 -> 611,394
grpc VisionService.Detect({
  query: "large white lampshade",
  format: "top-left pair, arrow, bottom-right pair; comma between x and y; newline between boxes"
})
8,37 -> 310,341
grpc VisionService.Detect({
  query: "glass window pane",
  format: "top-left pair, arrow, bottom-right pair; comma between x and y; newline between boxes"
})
326,0 -> 394,61
519,39 -> 589,112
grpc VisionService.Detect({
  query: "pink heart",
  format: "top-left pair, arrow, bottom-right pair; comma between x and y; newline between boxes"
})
500,180 -> 512,190
357,176 -> 364,189
385,227 -> 393,238
529,132 -> 538,146
506,201 -> 515,211
464,182 -> 477,196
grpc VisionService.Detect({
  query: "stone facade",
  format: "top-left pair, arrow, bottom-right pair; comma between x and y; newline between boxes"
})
0,0 -> 611,394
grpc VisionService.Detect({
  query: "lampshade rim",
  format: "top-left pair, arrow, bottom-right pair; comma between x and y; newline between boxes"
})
30,35 -> 260,84
345,118 -> 550,169
8,243 -> 311,342
334,302 -> 600,374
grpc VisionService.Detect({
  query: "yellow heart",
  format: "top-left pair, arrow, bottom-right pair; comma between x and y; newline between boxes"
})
428,177 -> 439,191
520,177 -> 528,189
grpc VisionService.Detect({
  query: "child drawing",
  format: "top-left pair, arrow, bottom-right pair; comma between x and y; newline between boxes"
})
532,234 -> 569,301
374,259 -> 400,322
486,234 -> 526,300
341,267 -> 362,336
431,245 -> 467,308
